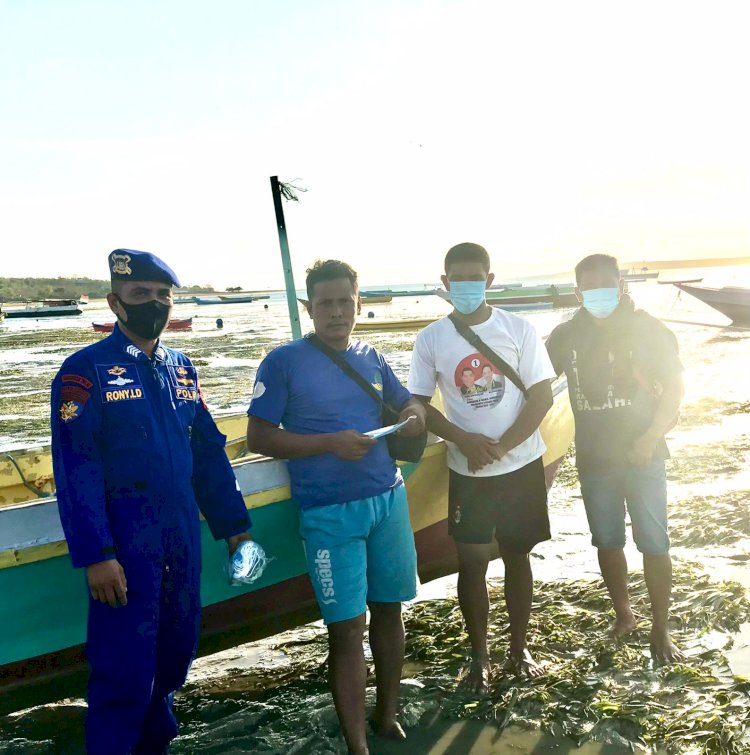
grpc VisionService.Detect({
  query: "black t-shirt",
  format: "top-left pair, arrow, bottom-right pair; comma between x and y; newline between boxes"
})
546,302 -> 682,471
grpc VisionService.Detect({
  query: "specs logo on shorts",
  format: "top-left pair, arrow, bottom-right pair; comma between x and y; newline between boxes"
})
454,504 -> 462,524
314,549 -> 337,605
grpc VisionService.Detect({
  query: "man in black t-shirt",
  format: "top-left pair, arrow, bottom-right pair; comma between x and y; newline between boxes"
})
546,253 -> 684,664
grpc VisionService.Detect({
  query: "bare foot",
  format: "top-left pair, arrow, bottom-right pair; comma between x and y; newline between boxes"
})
371,720 -> 407,742
650,628 -> 685,665
502,648 -> 544,679
457,656 -> 491,695
608,611 -> 639,639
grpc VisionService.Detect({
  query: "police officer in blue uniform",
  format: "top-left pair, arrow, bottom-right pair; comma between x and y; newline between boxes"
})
51,249 -> 252,754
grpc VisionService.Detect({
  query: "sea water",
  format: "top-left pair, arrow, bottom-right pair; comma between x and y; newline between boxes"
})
1,267 -> 749,753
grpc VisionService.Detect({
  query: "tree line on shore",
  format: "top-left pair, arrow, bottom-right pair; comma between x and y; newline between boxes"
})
0,277 -> 215,303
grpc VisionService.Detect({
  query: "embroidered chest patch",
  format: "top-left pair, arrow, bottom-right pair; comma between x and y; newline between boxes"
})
167,364 -> 198,402
96,364 -> 145,402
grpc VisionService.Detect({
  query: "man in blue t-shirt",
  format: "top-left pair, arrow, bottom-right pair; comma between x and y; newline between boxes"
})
246,259 -> 426,755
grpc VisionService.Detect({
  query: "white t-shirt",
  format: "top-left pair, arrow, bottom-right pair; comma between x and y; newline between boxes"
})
408,309 -> 556,477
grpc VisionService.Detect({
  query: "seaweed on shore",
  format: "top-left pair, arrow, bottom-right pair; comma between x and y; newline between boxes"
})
670,489 -> 750,548
169,563 -> 750,754
402,564 -> 750,753
667,435 -> 750,485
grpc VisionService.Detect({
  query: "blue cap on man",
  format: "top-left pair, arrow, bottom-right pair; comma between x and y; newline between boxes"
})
109,249 -> 181,288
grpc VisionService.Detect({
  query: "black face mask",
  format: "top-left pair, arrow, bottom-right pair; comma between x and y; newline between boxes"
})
115,296 -> 170,340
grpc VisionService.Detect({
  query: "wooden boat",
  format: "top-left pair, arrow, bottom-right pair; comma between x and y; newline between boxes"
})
298,295 -> 393,308
671,283 -> 750,326
621,268 -> 659,281
3,300 -> 83,319
218,295 -> 256,303
92,317 -> 193,334
0,385 -> 573,709
360,295 -> 392,304
195,295 -> 263,305
360,289 -> 434,299
495,302 -> 554,312
354,317 -> 437,332
434,284 -> 578,309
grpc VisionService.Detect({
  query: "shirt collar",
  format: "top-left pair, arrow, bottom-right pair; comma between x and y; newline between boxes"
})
111,323 -> 167,362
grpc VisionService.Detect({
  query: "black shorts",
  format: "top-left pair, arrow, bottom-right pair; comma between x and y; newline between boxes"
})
448,456 -> 550,553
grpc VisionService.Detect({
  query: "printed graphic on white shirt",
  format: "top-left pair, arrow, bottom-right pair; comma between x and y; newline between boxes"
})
455,353 -> 505,409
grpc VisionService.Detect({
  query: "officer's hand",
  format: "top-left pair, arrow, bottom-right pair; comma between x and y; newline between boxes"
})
326,430 -> 377,461
227,532 -> 252,556
87,559 -> 128,608
456,432 -> 504,473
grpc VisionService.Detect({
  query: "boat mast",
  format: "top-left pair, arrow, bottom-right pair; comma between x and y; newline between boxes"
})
270,176 -> 302,340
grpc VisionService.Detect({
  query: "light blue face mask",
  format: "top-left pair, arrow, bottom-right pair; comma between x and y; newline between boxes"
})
581,287 -> 620,319
449,280 -> 487,314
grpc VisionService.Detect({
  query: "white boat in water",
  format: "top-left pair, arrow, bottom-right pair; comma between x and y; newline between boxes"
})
673,283 -> 750,326
2,300 -> 83,319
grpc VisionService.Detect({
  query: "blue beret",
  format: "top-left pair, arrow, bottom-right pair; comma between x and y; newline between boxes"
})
108,249 -> 181,287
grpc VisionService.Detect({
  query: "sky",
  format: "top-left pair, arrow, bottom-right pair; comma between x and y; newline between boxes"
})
1,0 -> 748,289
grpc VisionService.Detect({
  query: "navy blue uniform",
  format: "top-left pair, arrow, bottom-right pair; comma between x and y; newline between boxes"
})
51,324 -> 251,754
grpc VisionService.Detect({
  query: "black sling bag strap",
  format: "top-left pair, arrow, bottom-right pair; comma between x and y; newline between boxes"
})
307,333 -> 387,407
306,333 -> 427,462
448,313 -> 529,399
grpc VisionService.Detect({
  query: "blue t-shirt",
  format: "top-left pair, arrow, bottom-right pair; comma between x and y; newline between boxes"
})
247,336 -> 412,509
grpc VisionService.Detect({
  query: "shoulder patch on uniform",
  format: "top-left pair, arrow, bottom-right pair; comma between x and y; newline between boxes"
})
61,385 -> 91,406
59,400 -> 84,423
61,373 -> 93,389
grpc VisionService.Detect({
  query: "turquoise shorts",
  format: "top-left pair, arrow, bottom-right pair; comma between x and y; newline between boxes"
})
298,483 -> 418,625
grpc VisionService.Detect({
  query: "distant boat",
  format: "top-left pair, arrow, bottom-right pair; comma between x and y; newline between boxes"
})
298,295 -> 393,307
92,317 -> 193,334
194,296 -> 224,305
621,267 -> 659,281
671,283 -> 750,326
218,295 -> 256,303
173,295 -> 197,304
354,317 -> 437,332
77,295 -> 89,305
359,289 -> 433,299
434,283 -> 577,309
3,300 -> 82,319
360,295 -> 392,304
496,301 -> 554,312
195,295 -> 263,305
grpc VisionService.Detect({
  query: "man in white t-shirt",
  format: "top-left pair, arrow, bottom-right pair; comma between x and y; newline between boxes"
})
408,242 -> 556,693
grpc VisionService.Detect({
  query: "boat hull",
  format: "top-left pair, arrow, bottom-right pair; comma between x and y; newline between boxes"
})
353,318 -> 438,332
675,283 -> 750,326
434,286 -> 578,309
0,386 -> 573,710
4,306 -> 82,319
92,318 -> 193,334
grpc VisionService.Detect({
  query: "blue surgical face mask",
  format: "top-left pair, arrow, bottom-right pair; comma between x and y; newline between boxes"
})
581,287 -> 620,319
449,280 -> 486,314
